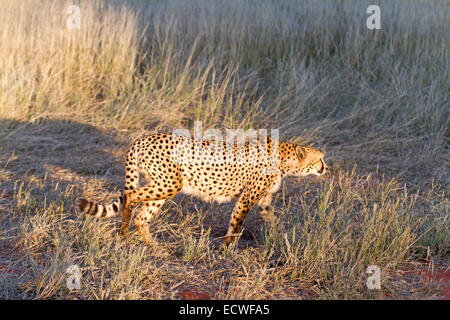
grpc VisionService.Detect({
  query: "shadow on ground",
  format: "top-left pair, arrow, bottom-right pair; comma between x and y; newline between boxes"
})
0,118 -> 125,189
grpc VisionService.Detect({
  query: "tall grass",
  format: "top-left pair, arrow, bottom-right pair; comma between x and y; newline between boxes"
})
0,0 -> 448,299
0,0 -> 448,180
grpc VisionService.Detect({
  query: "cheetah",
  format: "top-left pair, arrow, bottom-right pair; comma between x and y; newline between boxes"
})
77,132 -> 327,248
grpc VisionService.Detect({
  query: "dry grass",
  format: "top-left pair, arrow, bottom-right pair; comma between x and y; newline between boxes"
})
0,0 -> 448,299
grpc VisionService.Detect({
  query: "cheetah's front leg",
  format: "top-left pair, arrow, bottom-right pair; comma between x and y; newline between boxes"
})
257,193 -> 276,224
222,188 -> 266,248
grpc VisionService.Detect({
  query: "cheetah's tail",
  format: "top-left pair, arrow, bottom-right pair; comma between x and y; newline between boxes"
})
76,195 -> 123,218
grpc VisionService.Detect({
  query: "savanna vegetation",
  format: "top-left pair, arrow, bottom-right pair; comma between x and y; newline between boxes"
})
0,0 -> 448,299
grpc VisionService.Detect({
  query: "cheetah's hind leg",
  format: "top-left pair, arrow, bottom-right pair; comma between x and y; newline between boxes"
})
119,203 -> 136,238
133,200 -> 166,244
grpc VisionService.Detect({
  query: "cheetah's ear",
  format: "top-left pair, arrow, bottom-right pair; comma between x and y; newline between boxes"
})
295,145 -> 307,159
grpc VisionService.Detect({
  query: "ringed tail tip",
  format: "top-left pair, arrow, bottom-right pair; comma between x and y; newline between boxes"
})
77,198 -> 91,213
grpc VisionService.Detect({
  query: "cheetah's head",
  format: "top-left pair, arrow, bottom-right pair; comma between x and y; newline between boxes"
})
286,145 -> 327,177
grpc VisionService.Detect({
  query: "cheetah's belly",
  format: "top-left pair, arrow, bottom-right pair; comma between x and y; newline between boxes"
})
181,179 -> 235,204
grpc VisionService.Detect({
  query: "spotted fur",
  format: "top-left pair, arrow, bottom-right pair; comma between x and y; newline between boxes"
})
77,132 -> 327,247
